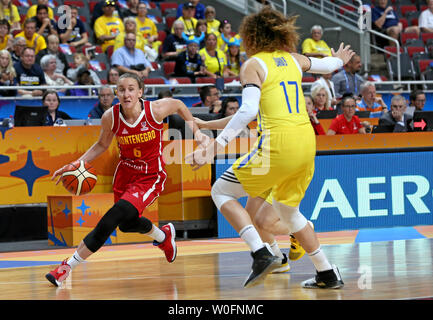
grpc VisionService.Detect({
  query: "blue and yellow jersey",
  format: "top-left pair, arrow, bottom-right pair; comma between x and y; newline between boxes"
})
252,50 -> 310,134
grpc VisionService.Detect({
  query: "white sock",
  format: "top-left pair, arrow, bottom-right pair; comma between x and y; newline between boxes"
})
147,225 -> 166,243
67,251 -> 85,270
239,225 -> 264,253
308,246 -> 332,272
270,240 -> 284,258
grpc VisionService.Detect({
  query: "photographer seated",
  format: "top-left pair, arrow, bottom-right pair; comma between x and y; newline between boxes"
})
111,32 -> 152,80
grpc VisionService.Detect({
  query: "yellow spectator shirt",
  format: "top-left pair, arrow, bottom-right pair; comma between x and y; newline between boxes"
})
199,47 -> 227,75
136,17 -> 157,39
94,15 -> 124,52
301,38 -> 331,57
14,31 -> 47,54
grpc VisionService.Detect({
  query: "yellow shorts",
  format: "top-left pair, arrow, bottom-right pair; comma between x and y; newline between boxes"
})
232,126 -> 315,207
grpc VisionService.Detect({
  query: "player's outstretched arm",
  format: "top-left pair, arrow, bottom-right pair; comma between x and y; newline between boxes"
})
194,115 -> 234,130
51,109 -> 114,185
151,98 -> 209,146
293,43 -> 354,74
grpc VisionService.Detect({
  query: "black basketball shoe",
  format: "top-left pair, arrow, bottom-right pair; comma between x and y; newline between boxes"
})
244,244 -> 281,288
301,265 -> 344,289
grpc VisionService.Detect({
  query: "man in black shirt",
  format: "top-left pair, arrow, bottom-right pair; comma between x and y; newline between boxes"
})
162,20 -> 187,60
174,39 -> 205,82
14,47 -> 46,97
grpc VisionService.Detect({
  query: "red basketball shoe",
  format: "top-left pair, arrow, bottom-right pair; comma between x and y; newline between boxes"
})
45,259 -> 71,287
153,223 -> 177,263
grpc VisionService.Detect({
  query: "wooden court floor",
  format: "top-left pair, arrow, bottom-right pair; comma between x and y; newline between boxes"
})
0,227 -> 433,300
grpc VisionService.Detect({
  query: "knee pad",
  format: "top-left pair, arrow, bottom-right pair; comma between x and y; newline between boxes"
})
272,200 -> 307,234
119,216 -> 153,234
84,199 -> 138,252
211,169 -> 248,210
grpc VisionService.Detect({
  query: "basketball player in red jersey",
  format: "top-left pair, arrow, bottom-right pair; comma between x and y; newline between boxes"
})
46,73 -> 208,287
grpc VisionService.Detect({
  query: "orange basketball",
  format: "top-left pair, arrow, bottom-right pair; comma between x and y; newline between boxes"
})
61,160 -> 97,195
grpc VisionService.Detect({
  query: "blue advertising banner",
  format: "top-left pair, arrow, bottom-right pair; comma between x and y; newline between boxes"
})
216,151 -> 433,238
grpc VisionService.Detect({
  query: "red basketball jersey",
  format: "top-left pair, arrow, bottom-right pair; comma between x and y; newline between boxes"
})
111,99 -> 165,174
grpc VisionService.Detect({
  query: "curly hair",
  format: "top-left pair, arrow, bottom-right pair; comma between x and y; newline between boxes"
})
239,7 -> 299,57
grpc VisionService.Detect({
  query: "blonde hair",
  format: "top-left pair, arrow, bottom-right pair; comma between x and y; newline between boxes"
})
0,49 -> 16,77
239,7 -> 299,56
311,85 -> 331,110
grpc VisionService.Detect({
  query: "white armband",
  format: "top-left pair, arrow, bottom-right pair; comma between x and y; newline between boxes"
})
215,85 -> 260,147
308,57 -> 344,74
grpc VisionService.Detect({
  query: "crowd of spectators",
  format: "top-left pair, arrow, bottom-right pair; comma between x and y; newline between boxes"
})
0,0 -> 430,130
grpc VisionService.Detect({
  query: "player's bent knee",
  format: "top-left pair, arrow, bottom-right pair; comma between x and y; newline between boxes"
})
83,200 -> 138,252
211,176 -> 247,211
272,200 -> 308,234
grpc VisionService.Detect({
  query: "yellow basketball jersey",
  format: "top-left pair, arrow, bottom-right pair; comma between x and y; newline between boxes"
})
252,51 -> 310,134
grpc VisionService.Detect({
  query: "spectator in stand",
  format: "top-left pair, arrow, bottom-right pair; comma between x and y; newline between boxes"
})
225,38 -> 245,77
121,0 -> 139,18
91,0 -> 123,29
194,19 -> 207,48
311,85 -> 332,112
0,49 -> 17,97
0,19 -> 12,51
331,54 -> 364,99
372,0 -> 420,45
199,33 -> 227,79
14,18 -> 47,55
36,34 -> 69,76
67,68 -> 95,96
162,20 -> 187,60
327,96 -> 367,135
34,4 -> 58,39
174,38 -> 205,82
26,0 -> 54,21
302,25 -> 332,58
419,0 -> 433,33
94,0 -> 125,52
14,47 -> 46,97
220,97 -> 239,117
111,32 -> 152,79
305,94 -> 325,135
40,54 -> 73,95
107,66 -> 120,85
219,96 -> 251,137
192,85 -> 222,113
379,95 -> 413,132
88,85 -> 116,119
356,81 -> 388,118
311,72 -> 337,109
172,2 -> 197,37
135,2 -> 160,53
204,6 -> 220,36
177,0 -> 205,20
11,37 -> 26,63
114,17 -> 146,52
67,53 -> 101,85
58,5 -> 92,49
406,89 -> 426,116
0,0 -> 20,32
42,89 -> 72,126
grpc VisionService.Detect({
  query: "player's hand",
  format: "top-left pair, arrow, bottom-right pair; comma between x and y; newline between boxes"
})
51,165 -> 68,185
331,43 -> 355,65
195,130 -> 211,148
185,143 -> 215,171
193,117 -> 208,129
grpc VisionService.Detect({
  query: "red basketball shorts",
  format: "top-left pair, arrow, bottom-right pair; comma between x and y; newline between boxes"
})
112,162 -> 167,215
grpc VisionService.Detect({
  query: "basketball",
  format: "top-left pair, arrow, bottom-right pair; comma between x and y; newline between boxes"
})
61,160 -> 97,196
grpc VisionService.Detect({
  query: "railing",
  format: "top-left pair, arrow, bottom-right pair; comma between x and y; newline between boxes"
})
366,29 -> 402,82
2,79 -> 433,101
